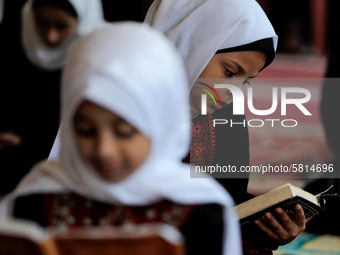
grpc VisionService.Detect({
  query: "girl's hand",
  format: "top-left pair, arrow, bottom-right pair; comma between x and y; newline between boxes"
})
255,204 -> 309,246
0,132 -> 21,149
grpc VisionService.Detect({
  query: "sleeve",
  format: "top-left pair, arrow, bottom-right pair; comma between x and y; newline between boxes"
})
12,194 -> 46,227
180,203 -> 224,255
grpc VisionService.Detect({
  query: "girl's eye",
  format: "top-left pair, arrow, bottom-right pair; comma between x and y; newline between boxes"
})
74,125 -> 96,137
35,19 -> 49,30
56,23 -> 69,30
224,68 -> 236,78
73,115 -> 95,137
114,123 -> 137,139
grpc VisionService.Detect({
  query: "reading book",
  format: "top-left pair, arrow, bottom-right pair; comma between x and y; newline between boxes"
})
0,218 -> 58,255
235,183 -> 322,228
0,218 -> 185,255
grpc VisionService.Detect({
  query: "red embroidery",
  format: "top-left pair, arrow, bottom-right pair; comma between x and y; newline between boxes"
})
43,193 -> 195,230
183,114 -> 216,166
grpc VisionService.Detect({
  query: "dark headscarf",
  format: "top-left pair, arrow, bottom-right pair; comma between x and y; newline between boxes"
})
216,38 -> 275,71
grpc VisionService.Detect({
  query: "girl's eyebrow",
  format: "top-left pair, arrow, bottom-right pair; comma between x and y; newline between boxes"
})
226,58 -> 260,78
73,113 -> 86,120
225,58 -> 245,74
115,116 -> 129,124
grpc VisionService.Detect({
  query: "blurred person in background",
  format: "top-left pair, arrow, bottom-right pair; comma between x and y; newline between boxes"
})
0,0 -> 105,196
303,0 -> 340,236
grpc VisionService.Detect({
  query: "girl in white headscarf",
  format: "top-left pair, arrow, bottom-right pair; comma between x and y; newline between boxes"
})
144,0 -> 308,254
0,22 -> 242,255
0,0 -> 106,196
21,0 -> 105,70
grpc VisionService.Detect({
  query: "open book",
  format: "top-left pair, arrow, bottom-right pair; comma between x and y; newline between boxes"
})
0,218 -> 58,255
0,218 -> 185,255
235,183 -> 322,228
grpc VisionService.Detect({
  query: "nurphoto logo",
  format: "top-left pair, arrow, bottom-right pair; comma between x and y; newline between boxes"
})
198,80 -> 312,128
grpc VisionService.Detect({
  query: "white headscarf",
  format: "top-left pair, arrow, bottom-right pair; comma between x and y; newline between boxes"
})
1,22 -> 242,255
144,0 -> 278,89
21,0 -> 105,70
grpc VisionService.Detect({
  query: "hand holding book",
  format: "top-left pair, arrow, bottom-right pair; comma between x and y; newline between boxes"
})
254,203 -> 308,246
235,183 -> 323,247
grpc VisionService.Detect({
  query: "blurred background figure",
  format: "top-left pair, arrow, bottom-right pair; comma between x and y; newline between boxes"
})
302,0 -> 340,236
318,0 -> 340,173
0,0 -> 105,196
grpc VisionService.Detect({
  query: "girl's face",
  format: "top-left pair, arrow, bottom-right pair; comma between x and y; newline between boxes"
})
190,50 -> 267,114
73,101 -> 151,183
34,6 -> 78,48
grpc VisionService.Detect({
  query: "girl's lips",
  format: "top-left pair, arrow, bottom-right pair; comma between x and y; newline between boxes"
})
96,163 -> 122,175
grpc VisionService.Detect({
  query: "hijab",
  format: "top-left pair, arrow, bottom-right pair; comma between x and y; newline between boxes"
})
216,38 -> 275,71
21,0 -> 105,70
144,0 -> 278,90
1,22 -> 242,255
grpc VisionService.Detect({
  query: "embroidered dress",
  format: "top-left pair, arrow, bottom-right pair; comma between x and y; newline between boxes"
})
13,193 -> 195,229
184,104 -> 253,205
12,193 -> 225,255
183,114 -> 216,166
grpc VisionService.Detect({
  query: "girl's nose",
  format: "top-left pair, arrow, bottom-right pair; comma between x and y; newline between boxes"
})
45,28 -> 60,47
96,129 -> 120,161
